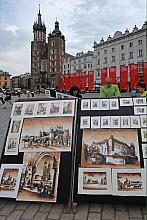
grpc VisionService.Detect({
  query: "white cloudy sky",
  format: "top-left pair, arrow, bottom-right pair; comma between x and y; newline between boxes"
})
0,0 -> 146,76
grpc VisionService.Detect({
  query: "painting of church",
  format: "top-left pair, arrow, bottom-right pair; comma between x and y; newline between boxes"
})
81,129 -> 140,168
17,152 -> 60,202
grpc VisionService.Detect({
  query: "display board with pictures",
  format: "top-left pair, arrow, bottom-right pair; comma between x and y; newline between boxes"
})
74,97 -> 147,204
0,98 -> 77,203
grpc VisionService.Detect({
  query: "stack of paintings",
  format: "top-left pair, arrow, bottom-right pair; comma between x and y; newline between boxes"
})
0,99 -> 75,202
79,97 -> 147,197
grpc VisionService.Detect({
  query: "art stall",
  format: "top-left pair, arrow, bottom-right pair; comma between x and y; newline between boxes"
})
73,97 -> 147,205
0,97 -> 78,204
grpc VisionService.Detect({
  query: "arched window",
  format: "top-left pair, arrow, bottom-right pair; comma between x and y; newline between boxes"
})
41,60 -> 47,72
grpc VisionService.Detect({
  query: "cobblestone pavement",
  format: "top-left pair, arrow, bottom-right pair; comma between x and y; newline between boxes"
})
0,94 -> 146,220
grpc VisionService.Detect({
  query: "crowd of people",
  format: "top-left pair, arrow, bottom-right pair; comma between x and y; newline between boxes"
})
0,80 -> 147,110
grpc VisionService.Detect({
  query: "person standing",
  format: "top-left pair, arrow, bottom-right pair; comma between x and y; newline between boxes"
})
0,89 -> 5,105
100,77 -> 120,98
137,82 -> 147,96
3,89 -> 13,109
69,85 -> 82,98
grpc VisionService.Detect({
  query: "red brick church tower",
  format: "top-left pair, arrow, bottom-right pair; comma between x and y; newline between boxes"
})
31,6 -> 65,90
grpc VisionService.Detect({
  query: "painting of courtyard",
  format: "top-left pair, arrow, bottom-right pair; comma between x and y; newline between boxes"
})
81,129 -> 140,168
19,117 -> 73,152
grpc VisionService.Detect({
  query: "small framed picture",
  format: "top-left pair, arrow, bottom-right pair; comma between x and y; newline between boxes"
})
49,101 -> 61,116
24,102 -> 35,117
112,169 -> 146,196
109,99 -> 119,110
133,97 -> 147,106
140,115 -> 147,127
80,116 -> 90,129
91,99 -> 100,110
62,100 -> 75,116
121,116 -> 131,128
99,99 -> 109,110
143,159 -> 147,169
0,164 -> 23,198
11,102 -> 24,118
120,98 -> 133,106
81,99 -> 91,111
101,116 -> 111,128
130,116 -> 140,128
141,129 -> 147,142
35,101 -> 48,117
9,119 -> 23,134
142,144 -> 147,158
91,117 -> 100,129
78,168 -> 112,195
111,116 -> 120,128
134,106 -> 147,115
4,135 -> 19,155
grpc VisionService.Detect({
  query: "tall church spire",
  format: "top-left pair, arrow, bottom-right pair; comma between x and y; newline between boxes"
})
38,4 -> 42,26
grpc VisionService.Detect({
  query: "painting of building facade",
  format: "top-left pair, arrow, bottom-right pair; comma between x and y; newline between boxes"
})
17,152 -> 60,202
19,117 -> 73,152
81,129 -> 140,168
0,164 -> 23,198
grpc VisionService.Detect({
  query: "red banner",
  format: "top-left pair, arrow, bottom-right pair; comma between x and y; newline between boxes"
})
81,72 -> 86,90
64,74 -> 70,91
130,64 -> 139,89
70,73 -> 75,88
101,68 -> 107,86
75,72 -> 81,88
60,75 -> 65,91
88,71 -> 94,90
143,62 -> 147,85
109,66 -> 116,84
120,65 -> 128,91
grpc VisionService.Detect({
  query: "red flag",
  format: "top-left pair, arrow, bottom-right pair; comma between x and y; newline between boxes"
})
101,68 -> 107,86
70,73 -> 75,88
88,70 -> 94,90
109,66 -> 116,84
75,72 -> 81,88
64,74 -> 70,91
143,62 -> 147,85
130,64 -> 139,89
81,72 -> 86,90
60,75 -> 65,91
120,65 -> 128,91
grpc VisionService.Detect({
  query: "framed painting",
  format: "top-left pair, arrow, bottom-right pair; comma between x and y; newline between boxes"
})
78,168 -> 112,195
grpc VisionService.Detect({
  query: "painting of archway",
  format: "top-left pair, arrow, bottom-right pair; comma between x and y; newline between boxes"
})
17,152 -> 60,202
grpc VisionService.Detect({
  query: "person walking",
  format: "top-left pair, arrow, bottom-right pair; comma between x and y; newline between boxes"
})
3,89 -> 13,109
0,89 -> 5,105
100,77 -> 120,98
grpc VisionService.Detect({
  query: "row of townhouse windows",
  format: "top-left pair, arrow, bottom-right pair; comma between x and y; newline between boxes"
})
97,40 -> 143,56
97,50 -> 143,64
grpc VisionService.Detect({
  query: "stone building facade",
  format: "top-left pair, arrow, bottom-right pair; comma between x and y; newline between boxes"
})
93,22 -> 147,84
0,70 -> 11,89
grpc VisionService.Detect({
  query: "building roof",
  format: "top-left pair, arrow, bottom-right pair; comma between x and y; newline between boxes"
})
48,20 -> 65,39
33,4 -> 46,33
0,70 -> 11,76
94,21 -> 147,48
